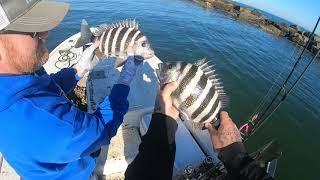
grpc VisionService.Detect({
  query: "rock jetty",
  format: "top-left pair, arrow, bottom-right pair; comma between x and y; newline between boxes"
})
193,0 -> 320,55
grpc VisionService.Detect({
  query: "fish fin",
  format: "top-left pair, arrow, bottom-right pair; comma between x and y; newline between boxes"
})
93,19 -> 140,36
192,121 -> 205,130
219,95 -> 229,109
197,58 -> 230,108
74,19 -> 94,48
181,111 -> 206,130
213,89 -> 229,109
195,58 -> 207,66
114,57 -> 126,68
179,111 -> 190,122
92,23 -> 109,36
212,78 -> 229,108
198,59 -> 216,77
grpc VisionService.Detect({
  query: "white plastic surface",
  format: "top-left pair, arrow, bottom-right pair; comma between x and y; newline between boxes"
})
0,153 -> 19,180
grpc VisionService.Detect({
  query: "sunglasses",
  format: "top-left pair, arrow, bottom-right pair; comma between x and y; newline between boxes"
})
0,30 -> 39,38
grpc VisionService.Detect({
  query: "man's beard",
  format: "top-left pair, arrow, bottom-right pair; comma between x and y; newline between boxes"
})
35,39 -> 49,69
8,38 -> 49,74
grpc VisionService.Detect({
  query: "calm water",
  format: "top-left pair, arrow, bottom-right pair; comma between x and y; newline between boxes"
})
48,0 -> 320,179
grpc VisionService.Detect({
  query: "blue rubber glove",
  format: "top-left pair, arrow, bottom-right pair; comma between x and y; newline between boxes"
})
118,46 -> 144,85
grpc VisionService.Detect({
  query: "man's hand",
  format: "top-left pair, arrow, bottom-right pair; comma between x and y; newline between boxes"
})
126,45 -> 143,61
205,111 -> 242,152
127,42 -> 145,61
126,45 -> 134,56
117,44 -> 145,85
74,41 -> 100,78
154,82 -> 179,120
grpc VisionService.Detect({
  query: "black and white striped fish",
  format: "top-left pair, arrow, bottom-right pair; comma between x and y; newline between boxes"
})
156,59 -> 228,126
75,19 -> 154,67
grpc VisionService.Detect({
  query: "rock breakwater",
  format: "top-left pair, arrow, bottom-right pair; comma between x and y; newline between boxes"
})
193,0 -> 320,55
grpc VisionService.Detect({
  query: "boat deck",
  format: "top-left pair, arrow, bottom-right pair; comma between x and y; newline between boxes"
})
0,32 -> 219,180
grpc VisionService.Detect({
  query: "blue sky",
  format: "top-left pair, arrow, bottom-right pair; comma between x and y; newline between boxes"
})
233,0 -> 320,34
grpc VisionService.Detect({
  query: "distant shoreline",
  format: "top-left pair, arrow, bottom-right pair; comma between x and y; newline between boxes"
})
192,0 -> 320,55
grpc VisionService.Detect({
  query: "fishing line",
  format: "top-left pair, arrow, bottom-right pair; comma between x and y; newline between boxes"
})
256,49 -> 320,129
249,69 -> 283,120
248,20 -> 302,121
258,17 -> 320,121
241,16 -> 320,139
248,25 -> 302,124
250,49 -> 320,135
249,34 -> 302,120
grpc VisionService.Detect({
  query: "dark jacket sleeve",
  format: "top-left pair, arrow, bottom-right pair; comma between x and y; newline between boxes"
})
49,68 -> 79,93
218,142 -> 274,180
36,67 -> 78,93
125,113 -> 178,180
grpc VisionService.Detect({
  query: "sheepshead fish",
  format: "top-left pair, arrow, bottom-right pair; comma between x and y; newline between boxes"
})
156,59 -> 228,126
75,19 -> 155,67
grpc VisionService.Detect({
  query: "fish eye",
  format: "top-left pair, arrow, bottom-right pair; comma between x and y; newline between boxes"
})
168,64 -> 173,69
141,42 -> 147,47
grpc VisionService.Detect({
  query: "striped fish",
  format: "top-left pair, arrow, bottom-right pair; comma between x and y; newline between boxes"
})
75,19 -> 154,67
156,59 -> 228,126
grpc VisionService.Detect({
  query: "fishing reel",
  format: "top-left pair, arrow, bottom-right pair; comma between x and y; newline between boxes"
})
178,139 -> 281,180
178,156 -> 227,180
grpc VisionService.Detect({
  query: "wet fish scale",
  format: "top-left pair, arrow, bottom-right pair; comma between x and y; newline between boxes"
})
191,86 -> 215,119
199,95 -> 220,123
75,19 -> 154,67
180,74 -> 208,109
158,60 -> 228,125
172,65 -> 198,99
115,28 -> 129,53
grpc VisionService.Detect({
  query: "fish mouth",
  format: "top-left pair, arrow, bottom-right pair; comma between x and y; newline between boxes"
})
145,54 -> 154,59
157,63 -> 175,84
156,63 -> 165,83
150,48 -> 155,55
158,63 -> 163,72
145,50 -> 155,59
146,47 -> 155,56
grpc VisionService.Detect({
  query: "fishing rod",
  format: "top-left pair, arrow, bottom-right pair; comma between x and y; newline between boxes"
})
242,48 -> 320,139
255,49 -> 320,129
240,16 -> 320,140
249,34 -> 302,120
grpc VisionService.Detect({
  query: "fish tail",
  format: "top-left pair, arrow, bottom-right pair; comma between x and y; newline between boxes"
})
74,19 -> 94,48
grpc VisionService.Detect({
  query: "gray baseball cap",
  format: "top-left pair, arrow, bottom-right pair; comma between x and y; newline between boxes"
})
0,0 -> 69,32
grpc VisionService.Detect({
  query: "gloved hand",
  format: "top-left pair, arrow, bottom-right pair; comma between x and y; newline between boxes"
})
118,44 -> 144,85
74,41 -> 100,78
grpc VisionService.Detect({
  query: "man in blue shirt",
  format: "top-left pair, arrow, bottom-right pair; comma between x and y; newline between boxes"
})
0,0 -> 142,179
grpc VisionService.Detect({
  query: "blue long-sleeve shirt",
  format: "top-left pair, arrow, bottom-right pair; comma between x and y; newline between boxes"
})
0,67 -> 129,180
